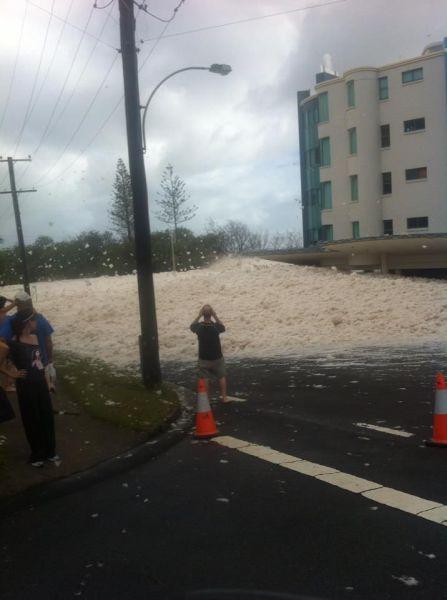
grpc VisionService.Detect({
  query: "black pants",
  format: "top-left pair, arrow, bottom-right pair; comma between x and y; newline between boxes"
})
16,379 -> 56,462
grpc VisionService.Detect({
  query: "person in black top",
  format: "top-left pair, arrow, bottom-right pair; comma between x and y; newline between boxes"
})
190,304 -> 229,403
6,309 -> 58,468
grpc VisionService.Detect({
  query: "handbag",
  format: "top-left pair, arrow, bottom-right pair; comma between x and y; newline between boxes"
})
0,387 -> 15,423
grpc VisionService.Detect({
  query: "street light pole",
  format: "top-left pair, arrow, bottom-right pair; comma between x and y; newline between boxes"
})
141,63 -> 231,276
141,64 -> 232,153
119,0 -> 161,388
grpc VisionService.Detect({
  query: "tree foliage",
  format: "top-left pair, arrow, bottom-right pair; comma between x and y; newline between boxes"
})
109,158 -> 134,244
155,164 -> 197,237
206,220 -> 270,253
0,220 -> 302,287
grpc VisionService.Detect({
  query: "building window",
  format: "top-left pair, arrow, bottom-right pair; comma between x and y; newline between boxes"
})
352,221 -> 360,239
383,219 -> 393,235
378,76 -> 389,100
318,92 -> 329,122
406,167 -> 427,181
404,117 -> 425,133
402,67 -> 423,84
350,175 -> 358,202
346,80 -> 355,108
380,124 -> 390,148
320,181 -> 332,209
319,137 -> 331,166
320,224 -> 333,242
348,127 -> 357,154
407,217 -> 428,229
382,172 -> 392,195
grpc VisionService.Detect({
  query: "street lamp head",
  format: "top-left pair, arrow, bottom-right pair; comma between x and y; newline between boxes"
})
209,63 -> 232,76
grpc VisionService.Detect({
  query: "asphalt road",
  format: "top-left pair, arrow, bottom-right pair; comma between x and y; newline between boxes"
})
2,343 -> 447,600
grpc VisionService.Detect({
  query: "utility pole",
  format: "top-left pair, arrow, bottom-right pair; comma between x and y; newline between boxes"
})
118,0 -> 162,388
0,156 -> 36,295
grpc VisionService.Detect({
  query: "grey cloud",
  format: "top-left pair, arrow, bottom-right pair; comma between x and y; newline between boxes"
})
0,0 -> 444,246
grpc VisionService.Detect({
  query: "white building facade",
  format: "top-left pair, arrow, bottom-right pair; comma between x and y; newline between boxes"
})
298,41 -> 447,247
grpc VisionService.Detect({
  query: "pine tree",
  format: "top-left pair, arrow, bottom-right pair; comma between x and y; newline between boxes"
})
155,164 -> 197,271
110,158 -> 134,244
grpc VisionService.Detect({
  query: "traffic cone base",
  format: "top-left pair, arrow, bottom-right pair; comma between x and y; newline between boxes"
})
426,373 -> 447,447
194,378 -> 218,439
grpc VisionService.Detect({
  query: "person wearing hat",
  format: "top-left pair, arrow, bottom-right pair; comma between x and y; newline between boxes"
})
0,290 -> 55,368
5,309 -> 58,467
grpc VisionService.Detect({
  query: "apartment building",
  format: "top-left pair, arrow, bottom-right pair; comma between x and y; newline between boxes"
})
298,40 -> 447,248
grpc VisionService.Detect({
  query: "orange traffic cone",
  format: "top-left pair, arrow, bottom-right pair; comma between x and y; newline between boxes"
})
194,378 -> 218,439
426,373 -> 447,447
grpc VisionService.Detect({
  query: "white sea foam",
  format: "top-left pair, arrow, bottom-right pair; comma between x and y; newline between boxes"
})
3,257 -> 446,367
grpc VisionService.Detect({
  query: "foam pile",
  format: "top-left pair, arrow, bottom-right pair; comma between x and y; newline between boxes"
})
2,257 -> 446,366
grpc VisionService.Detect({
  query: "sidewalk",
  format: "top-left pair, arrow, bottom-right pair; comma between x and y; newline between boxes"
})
0,387 -> 151,499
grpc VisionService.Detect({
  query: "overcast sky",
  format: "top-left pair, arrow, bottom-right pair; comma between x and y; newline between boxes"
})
0,0 -> 445,246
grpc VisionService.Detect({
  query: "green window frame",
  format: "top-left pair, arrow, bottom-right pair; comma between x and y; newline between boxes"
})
350,174 -> 358,202
320,224 -> 333,242
402,67 -> 423,84
348,127 -> 357,155
319,137 -> 331,167
404,118 -> 425,133
383,219 -> 393,235
346,80 -> 355,108
407,217 -> 428,229
382,172 -> 392,195
378,76 -> 389,100
318,92 -> 329,122
405,167 -> 427,181
352,221 -> 360,239
380,124 -> 390,148
320,181 -> 332,210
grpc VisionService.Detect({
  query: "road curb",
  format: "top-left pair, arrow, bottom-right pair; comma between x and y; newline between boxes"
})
0,384 -> 195,518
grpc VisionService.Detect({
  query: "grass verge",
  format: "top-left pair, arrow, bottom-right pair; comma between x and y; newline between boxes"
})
57,352 -> 180,435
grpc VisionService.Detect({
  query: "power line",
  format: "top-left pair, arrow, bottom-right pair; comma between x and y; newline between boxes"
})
0,2 -> 29,142
36,18 -> 172,189
140,0 -> 348,43
20,5 -> 97,184
134,0 -> 186,23
94,0 -> 115,8
21,0 -> 116,183
11,0 -> 57,158
34,52 -> 120,185
25,0 -> 76,129
27,0 -> 118,51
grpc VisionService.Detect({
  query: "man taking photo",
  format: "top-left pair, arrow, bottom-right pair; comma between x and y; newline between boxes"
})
190,305 -> 229,403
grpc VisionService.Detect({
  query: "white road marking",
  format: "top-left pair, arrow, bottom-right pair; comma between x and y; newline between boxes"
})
362,488 -> 442,515
214,436 -> 251,449
416,506 -> 447,525
316,472 -> 382,494
214,436 -> 447,527
238,446 -> 299,464
282,460 -> 338,477
354,422 -> 414,438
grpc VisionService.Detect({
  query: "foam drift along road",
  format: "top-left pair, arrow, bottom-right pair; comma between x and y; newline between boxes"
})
2,345 -> 447,599
1,257 -> 445,368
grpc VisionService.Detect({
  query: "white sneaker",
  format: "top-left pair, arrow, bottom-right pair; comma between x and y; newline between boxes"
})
47,455 -> 61,463
31,460 -> 44,468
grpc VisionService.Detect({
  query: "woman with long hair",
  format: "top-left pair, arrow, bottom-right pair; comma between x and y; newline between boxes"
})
7,309 -> 58,467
